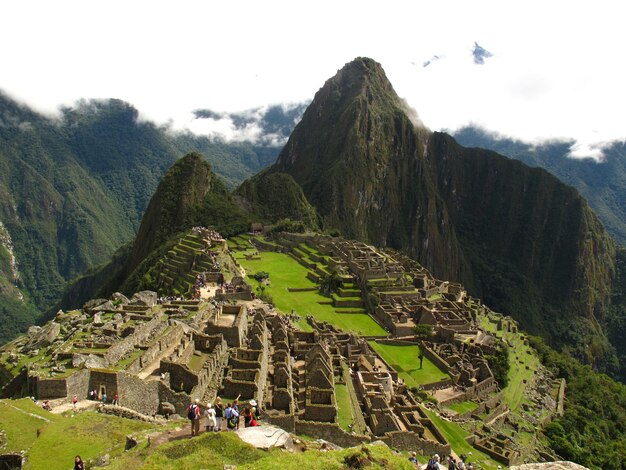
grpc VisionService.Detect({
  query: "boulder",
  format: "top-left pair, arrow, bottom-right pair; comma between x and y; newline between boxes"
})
93,313 -> 104,327
112,313 -> 124,323
92,301 -> 116,313
130,291 -> 157,307
112,292 -> 130,304
27,326 -> 42,336
235,425 -> 294,451
24,322 -> 60,351
510,462 -> 590,470
159,402 -> 176,415
83,298 -> 108,313
73,353 -> 107,369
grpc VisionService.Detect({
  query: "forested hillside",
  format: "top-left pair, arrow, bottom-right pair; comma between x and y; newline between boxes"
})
0,93 -> 280,342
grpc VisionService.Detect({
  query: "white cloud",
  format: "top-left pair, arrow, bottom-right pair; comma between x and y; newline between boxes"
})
0,0 -> 624,159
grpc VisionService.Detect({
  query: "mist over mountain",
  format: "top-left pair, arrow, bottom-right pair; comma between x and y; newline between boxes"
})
191,103 -> 308,146
0,92 -> 282,342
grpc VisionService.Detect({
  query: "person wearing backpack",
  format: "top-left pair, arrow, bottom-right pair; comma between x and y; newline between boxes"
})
427,454 -> 440,470
188,398 -> 201,436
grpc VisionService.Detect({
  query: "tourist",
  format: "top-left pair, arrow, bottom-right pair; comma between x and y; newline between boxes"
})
188,398 -> 201,437
42,400 -> 51,411
243,407 -> 252,427
214,397 -> 224,431
249,399 -> 258,419
457,454 -> 466,470
447,455 -> 456,470
101,392 -> 107,404
466,463 -> 474,470
427,454 -> 440,470
74,455 -> 85,470
72,395 -> 78,410
224,403 -> 233,430
408,451 -> 418,465
113,393 -> 119,406
233,394 -> 241,429
204,403 -> 216,432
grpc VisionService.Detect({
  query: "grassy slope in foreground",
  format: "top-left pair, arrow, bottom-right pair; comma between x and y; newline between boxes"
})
106,431 -> 417,470
0,399 -> 154,470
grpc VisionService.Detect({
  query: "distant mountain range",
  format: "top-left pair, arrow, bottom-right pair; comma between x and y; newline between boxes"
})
0,93 -> 282,342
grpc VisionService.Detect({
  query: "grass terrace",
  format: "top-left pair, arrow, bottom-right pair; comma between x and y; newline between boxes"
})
233,250 -> 386,337
422,407 -> 498,469
368,342 -> 449,387
0,399 -> 153,470
445,400 -> 479,415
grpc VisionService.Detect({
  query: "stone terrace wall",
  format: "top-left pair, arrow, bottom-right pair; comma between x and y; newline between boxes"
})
295,420 -> 371,448
34,377 -> 67,399
99,404 -> 157,422
127,325 -> 184,374
117,372 -> 160,415
381,431 -> 450,455
158,381 -> 191,415
65,369 -> 90,399
104,316 -> 167,365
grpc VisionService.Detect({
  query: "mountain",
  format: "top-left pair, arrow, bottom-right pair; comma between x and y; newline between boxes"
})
240,57 -> 620,374
0,93 -> 280,343
57,152 -> 250,308
269,57 -> 463,281
452,126 -> 626,246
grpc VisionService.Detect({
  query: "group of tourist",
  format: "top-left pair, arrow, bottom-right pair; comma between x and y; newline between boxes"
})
409,453 -> 475,470
187,394 -> 260,437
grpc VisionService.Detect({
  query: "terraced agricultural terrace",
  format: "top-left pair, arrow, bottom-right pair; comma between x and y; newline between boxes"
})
0,229 -> 564,468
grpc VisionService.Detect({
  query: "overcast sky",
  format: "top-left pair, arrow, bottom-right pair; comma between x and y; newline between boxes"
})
1,0 -> 623,158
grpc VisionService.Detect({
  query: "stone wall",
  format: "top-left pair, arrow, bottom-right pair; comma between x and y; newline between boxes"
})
127,325 -> 184,374
99,404 -> 157,422
65,369 -> 90,399
161,361 -> 198,394
381,430 -> 450,455
104,316 -> 166,365
158,381 -> 192,415
295,420 -> 371,448
89,370 -> 118,402
117,371 -> 160,415
34,377 -> 67,399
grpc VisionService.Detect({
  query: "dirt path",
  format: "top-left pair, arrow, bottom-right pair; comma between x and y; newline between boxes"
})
48,399 -> 99,414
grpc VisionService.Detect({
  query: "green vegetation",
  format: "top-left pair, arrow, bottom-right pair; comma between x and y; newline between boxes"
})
0,400 -> 153,470
107,432 -> 415,470
235,249 -> 385,336
445,400 -> 479,415
422,408 -> 498,469
530,336 -> 626,469
368,342 -> 449,387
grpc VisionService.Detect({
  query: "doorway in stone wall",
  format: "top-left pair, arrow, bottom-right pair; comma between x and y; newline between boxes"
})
99,385 -> 107,400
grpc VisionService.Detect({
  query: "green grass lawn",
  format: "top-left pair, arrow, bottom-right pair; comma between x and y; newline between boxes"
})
0,398 -> 60,453
335,383 -> 353,431
479,313 -> 540,412
368,342 -> 449,387
234,251 -> 386,337
0,399 -> 154,470
445,400 -> 479,415
422,408 -> 498,469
